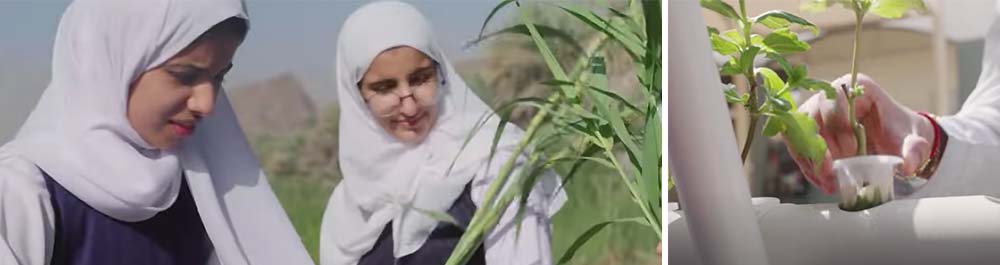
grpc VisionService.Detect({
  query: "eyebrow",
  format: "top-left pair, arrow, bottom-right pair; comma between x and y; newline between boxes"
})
167,63 -> 233,76
367,79 -> 396,89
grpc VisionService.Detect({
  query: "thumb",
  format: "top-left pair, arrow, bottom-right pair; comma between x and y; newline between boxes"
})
900,134 -> 932,176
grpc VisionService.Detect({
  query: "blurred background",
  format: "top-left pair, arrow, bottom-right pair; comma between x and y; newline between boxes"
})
0,0 -> 658,264
681,0 -> 997,204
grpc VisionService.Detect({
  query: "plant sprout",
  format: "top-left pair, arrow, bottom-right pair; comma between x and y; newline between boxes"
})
701,0 -> 835,173
800,0 -> 928,156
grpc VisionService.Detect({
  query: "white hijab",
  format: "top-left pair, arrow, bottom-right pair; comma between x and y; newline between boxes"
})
321,1 -> 566,264
1,0 -> 313,264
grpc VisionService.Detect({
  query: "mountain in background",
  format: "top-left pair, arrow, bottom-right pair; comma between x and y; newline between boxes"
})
229,73 -> 317,138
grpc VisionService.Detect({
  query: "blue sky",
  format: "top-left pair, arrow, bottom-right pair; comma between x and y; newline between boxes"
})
0,0 -> 515,140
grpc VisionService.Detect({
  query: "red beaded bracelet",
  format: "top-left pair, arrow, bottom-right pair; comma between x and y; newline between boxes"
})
917,112 -> 941,160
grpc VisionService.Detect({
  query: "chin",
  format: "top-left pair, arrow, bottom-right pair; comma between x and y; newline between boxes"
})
394,130 -> 429,145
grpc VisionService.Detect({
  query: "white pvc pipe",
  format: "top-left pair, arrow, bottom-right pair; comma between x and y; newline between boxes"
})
669,195 -> 1000,265
666,0 -> 770,264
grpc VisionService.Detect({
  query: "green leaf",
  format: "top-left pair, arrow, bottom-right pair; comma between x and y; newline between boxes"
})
870,0 -> 927,19
587,56 -> 642,169
800,0 -> 852,13
559,5 -> 646,61
478,0 -> 516,39
722,30 -> 745,47
751,34 -> 765,47
800,78 -> 837,99
519,8 -> 573,99
557,217 -> 648,265
723,83 -> 748,104
755,67 -> 785,95
700,0 -> 741,20
768,95 -> 794,112
853,84 -> 866,97
557,143 -> 603,192
710,32 -> 740,55
770,111 -> 828,169
762,28 -> 810,54
467,24 -> 585,56
403,204 -> 465,229
739,46 -> 761,74
762,115 -> 784,136
720,57 -> 742,75
639,105 -> 662,217
753,10 -> 820,35
707,26 -> 720,36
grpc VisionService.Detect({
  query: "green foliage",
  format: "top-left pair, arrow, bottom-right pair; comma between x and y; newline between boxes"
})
701,0 -> 833,168
444,0 -> 662,264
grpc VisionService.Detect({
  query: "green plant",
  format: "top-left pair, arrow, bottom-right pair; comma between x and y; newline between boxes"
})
701,0 -> 834,173
800,0 -> 927,156
441,0 -> 662,264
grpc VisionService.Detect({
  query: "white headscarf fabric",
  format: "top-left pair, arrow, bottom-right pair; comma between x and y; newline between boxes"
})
321,1 -> 566,264
1,0 -> 313,264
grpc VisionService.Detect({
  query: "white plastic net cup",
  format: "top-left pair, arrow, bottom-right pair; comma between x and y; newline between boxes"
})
832,155 -> 903,211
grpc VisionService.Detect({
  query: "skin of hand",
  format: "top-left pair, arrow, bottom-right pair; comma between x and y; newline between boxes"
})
788,74 -> 935,194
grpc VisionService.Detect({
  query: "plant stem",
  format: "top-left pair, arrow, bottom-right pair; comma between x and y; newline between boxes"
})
741,109 -> 759,163
737,0 -> 759,163
602,145 -> 663,237
848,6 -> 868,156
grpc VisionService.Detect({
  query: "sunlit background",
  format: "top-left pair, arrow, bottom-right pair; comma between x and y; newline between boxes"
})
0,0 -> 659,264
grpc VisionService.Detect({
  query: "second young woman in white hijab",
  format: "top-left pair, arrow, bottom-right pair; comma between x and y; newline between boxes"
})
320,2 -> 567,265
0,0 -> 313,264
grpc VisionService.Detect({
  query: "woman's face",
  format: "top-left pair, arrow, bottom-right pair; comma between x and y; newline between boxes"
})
126,30 -> 242,150
359,46 -> 439,145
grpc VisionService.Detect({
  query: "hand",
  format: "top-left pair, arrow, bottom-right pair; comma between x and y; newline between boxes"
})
789,74 -> 936,194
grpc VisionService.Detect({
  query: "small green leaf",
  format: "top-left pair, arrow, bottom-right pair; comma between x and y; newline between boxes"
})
787,64 -> 808,87
768,96 -> 793,112
723,83 -> 747,104
722,30 -> 746,47
700,0 -> 741,20
762,28 -> 810,54
557,217 -> 647,264
870,0 -> 928,19
707,26 -> 720,36
478,0 -> 516,39
403,204 -> 465,229
755,67 -> 785,95
800,0 -> 852,13
739,46 -> 761,73
710,32 -> 740,55
800,0 -> 832,13
853,84 -> 866,97
799,78 -> 837,99
762,116 -> 784,136
720,57 -> 742,75
751,34 -> 765,47
753,10 -> 820,35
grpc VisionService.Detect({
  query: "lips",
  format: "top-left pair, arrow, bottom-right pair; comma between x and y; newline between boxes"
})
169,121 -> 196,137
395,113 -> 425,128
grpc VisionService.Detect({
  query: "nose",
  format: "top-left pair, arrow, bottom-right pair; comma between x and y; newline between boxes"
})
188,82 -> 217,117
397,85 -> 419,116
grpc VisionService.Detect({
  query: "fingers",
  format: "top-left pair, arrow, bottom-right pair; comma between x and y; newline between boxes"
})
789,144 -> 836,194
900,134 -> 932,176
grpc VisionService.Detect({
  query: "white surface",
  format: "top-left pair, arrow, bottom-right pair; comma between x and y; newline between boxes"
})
667,0 -> 770,264
669,195 -> 1000,265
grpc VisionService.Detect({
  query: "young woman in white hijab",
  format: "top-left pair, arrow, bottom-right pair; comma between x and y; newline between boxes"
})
320,2 -> 567,265
0,0 -> 313,264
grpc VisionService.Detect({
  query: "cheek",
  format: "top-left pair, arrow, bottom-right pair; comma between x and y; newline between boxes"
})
414,83 -> 438,110
127,78 -> 188,136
